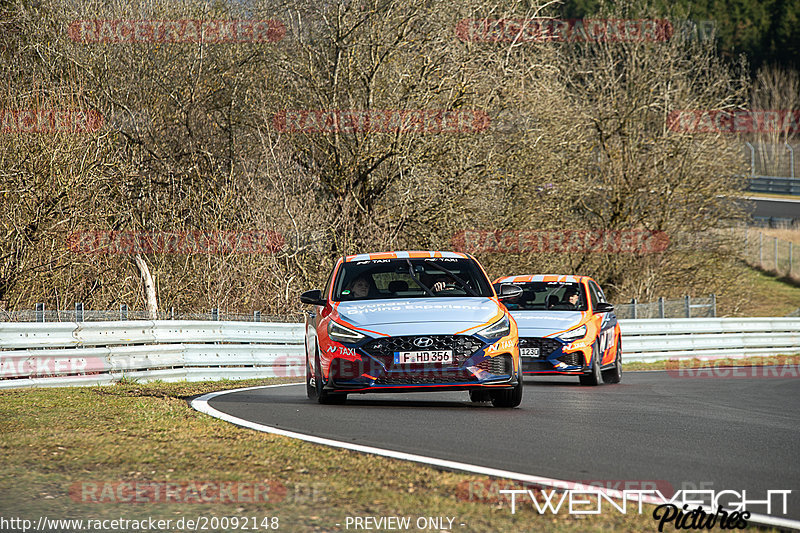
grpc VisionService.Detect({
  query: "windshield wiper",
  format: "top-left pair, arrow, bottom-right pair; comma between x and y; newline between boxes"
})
425,263 -> 480,297
544,283 -> 567,308
405,259 -> 436,297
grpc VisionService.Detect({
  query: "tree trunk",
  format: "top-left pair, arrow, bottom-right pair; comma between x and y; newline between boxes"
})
134,255 -> 158,319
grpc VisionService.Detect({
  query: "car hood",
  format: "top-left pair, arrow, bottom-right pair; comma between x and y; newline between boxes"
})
510,310 -> 584,337
334,297 -> 503,337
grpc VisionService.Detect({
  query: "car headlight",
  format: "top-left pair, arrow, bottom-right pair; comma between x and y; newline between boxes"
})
328,321 -> 367,344
556,325 -> 587,342
478,315 -> 511,339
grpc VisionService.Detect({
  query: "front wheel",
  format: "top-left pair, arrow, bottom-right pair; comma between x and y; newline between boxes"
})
314,349 -> 347,405
490,378 -> 523,408
306,351 -> 317,399
579,345 -> 601,386
602,340 -> 622,384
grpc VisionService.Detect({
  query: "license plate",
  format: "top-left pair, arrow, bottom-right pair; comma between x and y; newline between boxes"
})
520,347 -> 540,357
394,350 -> 453,365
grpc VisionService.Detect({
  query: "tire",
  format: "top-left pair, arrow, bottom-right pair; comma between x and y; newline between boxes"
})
490,376 -> 523,408
579,344 -> 601,386
469,390 -> 492,403
306,351 -> 317,400
602,340 -> 622,384
314,349 -> 347,405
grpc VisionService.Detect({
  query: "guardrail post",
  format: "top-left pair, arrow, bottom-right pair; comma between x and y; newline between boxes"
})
710,294 -> 716,317
745,141 -> 755,176
120,304 -> 128,320
211,308 -> 219,321
631,298 -> 637,319
170,307 -> 175,320
254,311 -> 261,322
658,297 -> 665,318
75,302 -> 84,322
35,303 -> 44,323
684,295 -> 691,318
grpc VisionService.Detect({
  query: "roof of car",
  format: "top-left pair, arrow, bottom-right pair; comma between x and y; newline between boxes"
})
343,251 -> 471,262
494,274 -> 591,284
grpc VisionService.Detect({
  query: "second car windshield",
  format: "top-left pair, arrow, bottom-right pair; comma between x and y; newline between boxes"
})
498,281 -> 588,311
332,258 -> 493,301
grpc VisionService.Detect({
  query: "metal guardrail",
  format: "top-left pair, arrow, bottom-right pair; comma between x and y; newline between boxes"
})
619,317 -> 800,362
1,318 -> 798,388
747,175 -> 800,196
0,321 -> 305,389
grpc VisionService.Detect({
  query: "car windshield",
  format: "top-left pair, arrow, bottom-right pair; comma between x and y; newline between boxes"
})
332,257 -> 493,301
495,281 -> 588,311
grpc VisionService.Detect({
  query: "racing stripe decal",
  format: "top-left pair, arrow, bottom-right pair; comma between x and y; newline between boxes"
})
454,307 -> 505,335
331,303 -> 390,337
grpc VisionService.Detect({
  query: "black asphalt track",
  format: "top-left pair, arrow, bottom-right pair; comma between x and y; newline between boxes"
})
204,371 -> 800,522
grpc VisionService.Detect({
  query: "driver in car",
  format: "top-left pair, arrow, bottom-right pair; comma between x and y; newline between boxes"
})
343,276 -> 373,299
561,287 -> 581,309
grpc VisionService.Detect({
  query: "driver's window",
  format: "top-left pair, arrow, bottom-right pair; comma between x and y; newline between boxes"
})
587,282 -> 600,310
591,281 -> 607,303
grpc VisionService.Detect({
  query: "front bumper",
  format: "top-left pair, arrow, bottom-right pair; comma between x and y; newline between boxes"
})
518,336 -> 591,375
323,334 -> 519,393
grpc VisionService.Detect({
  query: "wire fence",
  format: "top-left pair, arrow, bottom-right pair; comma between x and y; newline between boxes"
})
614,295 -> 716,320
736,227 -> 799,281
744,141 -> 798,178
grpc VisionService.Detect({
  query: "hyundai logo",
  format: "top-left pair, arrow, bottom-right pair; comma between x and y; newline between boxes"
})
413,337 -> 434,348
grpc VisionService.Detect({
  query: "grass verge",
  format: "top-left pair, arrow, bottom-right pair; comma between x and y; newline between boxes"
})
728,266 -> 800,316
623,354 -> 800,371
0,377 -> 757,533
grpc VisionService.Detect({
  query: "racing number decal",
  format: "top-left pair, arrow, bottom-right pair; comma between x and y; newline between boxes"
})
597,328 -> 614,359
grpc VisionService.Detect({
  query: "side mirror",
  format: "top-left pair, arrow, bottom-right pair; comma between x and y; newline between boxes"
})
497,284 -> 523,300
594,302 -> 614,313
300,289 -> 326,306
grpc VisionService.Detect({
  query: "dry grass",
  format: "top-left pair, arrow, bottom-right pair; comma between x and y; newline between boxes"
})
757,227 -> 800,246
0,378 -> 692,532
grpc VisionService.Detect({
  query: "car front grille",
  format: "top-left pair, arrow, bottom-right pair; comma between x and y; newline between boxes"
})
361,335 -> 484,369
518,337 -> 562,359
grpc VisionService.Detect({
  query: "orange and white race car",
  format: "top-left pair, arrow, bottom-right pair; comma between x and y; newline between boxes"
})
299,251 -> 524,406
492,274 -> 621,386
